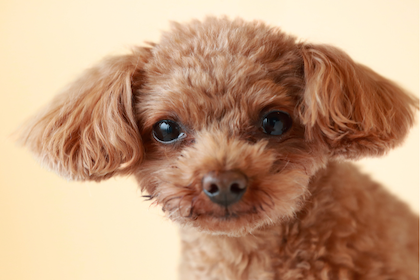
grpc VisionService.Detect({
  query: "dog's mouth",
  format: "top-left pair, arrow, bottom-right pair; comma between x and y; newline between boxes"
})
178,200 -> 283,236
189,205 -> 261,220
143,189 -> 283,236
144,191 -> 265,216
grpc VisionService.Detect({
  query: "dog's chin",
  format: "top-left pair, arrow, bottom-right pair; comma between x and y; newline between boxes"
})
167,205 -> 295,237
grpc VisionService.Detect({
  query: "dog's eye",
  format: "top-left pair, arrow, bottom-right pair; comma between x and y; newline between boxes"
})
262,111 -> 292,136
153,120 -> 185,143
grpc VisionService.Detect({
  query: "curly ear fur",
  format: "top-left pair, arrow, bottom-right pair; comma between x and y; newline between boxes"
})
19,47 -> 151,181
299,44 -> 418,159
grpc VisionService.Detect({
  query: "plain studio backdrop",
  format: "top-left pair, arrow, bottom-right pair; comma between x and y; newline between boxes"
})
0,1 -> 418,279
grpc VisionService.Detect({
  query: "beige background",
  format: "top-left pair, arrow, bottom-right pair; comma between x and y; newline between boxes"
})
0,0 -> 418,279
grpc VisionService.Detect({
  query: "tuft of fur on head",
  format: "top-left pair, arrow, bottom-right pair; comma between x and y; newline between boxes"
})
19,17 -> 418,236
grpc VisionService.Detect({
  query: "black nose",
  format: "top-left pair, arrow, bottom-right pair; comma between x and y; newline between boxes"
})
202,171 -> 248,207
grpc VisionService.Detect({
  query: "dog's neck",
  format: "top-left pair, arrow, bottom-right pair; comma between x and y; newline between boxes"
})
179,223 -> 283,280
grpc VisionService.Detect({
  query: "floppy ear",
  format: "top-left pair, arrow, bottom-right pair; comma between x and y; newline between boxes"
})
19,47 -> 151,181
298,44 -> 418,159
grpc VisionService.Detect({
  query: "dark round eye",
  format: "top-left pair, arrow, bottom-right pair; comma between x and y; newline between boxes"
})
262,111 -> 292,136
153,120 -> 185,143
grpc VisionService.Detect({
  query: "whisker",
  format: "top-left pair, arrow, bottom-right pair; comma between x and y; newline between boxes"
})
279,160 -> 290,173
179,195 -> 195,218
256,188 -> 276,209
263,211 -> 275,224
224,206 -> 229,217
292,180 -> 308,190
148,200 -> 159,210
141,195 -> 155,201
162,196 -> 182,209
178,195 -> 186,209
186,196 -> 199,218
261,199 -> 273,210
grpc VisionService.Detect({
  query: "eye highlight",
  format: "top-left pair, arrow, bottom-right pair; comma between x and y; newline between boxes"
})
153,120 -> 185,143
261,111 -> 292,136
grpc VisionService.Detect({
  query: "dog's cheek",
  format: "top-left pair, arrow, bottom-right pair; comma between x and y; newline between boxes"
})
134,159 -> 174,195
259,169 -> 310,216
221,168 -> 308,223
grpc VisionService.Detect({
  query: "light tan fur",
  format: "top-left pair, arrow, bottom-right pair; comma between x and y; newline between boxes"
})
19,17 -> 418,279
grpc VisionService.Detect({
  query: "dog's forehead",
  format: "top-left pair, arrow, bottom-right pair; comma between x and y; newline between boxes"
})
138,18 -> 300,130
140,55 -> 295,128
139,80 -> 295,139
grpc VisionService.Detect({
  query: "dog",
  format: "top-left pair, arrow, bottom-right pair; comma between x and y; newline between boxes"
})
20,17 -> 418,279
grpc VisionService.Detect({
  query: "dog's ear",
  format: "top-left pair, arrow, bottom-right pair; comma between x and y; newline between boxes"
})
19,47 -> 151,181
298,44 -> 418,159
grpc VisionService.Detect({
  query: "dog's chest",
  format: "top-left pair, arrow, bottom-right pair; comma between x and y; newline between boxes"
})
179,226 -> 282,280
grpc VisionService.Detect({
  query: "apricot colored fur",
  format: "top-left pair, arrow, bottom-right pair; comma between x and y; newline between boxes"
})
20,17 -> 418,279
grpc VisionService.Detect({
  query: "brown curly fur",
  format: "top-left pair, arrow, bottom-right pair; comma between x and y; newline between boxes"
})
19,17 -> 418,279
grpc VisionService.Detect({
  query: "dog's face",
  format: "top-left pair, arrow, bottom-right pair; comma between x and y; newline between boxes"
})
20,18 -> 417,236
135,21 -> 327,235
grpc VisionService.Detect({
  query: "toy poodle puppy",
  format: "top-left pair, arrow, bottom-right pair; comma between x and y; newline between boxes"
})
20,17 -> 418,279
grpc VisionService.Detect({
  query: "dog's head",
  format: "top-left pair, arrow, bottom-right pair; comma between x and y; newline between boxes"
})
20,18 -> 418,236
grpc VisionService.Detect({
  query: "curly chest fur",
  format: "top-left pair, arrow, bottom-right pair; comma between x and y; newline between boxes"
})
179,226 -> 281,280
179,223 -> 344,280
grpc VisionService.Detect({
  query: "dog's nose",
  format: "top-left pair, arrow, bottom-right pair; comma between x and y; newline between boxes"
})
202,171 -> 248,207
